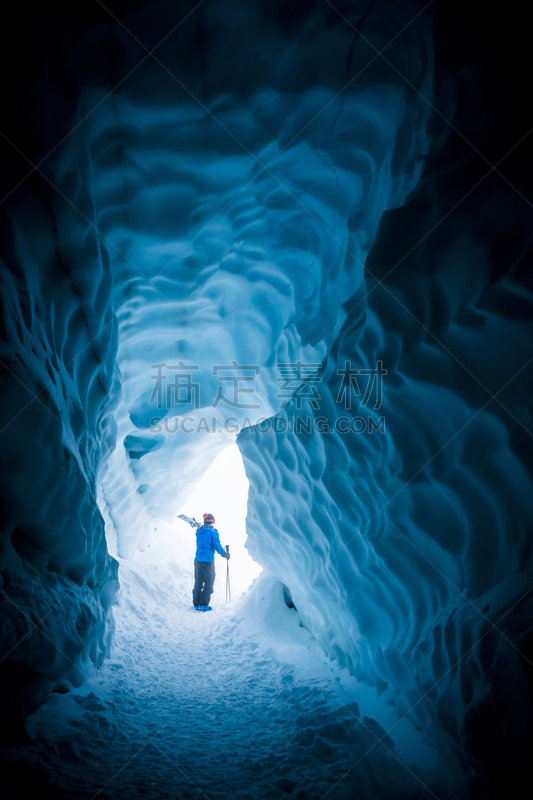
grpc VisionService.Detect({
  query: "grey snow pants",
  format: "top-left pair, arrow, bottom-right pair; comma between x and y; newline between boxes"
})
192,560 -> 215,607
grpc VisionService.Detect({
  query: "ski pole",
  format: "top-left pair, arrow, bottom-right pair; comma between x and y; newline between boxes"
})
225,545 -> 231,602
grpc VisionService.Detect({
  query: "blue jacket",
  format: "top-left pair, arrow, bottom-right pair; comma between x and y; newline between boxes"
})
195,524 -> 226,562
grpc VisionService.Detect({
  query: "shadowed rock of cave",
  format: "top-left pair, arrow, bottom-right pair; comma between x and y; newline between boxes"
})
1,1 -> 532,798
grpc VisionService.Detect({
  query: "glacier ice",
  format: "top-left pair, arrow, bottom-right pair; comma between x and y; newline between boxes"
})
1,0 -> 532,797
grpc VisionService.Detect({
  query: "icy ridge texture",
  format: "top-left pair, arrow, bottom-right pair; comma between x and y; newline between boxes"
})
0,98 -> 120,740
90,0 -> 434,558
1,0 -> 434,740
237,22 -> 533,789
0,1 -> 532,793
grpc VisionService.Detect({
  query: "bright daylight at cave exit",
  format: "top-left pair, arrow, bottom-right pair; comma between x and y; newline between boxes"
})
132,444 -> 262,599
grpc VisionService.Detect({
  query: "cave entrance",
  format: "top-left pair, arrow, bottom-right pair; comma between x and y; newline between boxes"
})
116,443 -> 262,605
174,442 -> 262,599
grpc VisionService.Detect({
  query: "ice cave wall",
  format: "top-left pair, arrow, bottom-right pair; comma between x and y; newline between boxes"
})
0,112 -> 120,739
237,6 -> 533,789
89,0 -> 434,559
0,0 -> 532,795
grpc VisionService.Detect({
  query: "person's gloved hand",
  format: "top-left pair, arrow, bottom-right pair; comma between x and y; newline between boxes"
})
224,552 -> 230,560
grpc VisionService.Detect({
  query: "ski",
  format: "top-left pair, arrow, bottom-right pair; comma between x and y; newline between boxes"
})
177,514 -> 201,528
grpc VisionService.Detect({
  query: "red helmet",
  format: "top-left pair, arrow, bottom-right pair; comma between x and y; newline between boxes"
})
203,513 -> 215,523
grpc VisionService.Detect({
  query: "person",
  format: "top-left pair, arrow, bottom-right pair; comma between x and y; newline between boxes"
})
192,513 -> 229,611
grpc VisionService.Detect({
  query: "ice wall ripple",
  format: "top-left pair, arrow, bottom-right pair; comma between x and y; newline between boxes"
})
238,88 -> 533,796
1,0 -> 434,736
1,1 -> 532,794
88,0 -> 434,558
0,143 -> 120,740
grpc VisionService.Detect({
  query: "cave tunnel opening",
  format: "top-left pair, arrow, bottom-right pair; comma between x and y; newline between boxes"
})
26,433 -> 447,800
1,0 -> 533,798
103,442 -> 263,602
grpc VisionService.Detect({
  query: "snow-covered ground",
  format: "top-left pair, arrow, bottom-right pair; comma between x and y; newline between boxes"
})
17,551 -> 446,800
